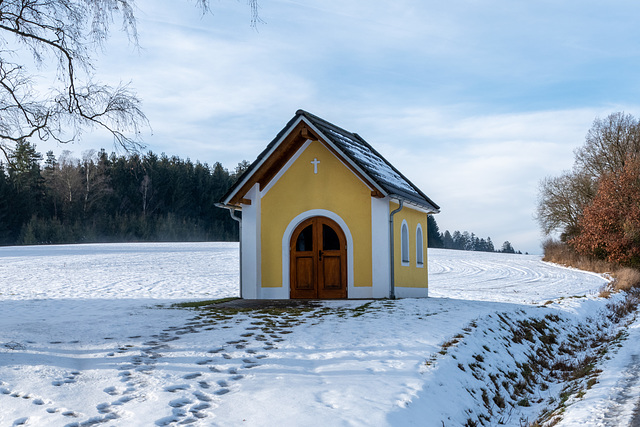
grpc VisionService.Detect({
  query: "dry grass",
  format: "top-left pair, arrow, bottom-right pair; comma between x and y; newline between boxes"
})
542,239 -> 613,274
611,268 -> 640,292
542,239 -> 640,294
606,292 -> 640,323
599,287 -> 612,298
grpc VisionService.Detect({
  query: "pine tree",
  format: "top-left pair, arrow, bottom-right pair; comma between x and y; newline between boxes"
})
486,237 -> 495,252
7,140 -> 45,232
427,215 -> 444,248
442,230 -> 454,249
0,163 -> 17,244
500,241 -> 515,254
452,231 -> 463,250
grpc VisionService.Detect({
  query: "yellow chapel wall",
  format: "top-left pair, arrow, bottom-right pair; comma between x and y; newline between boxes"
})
260,140 -> 373,289
390,202 -> 429,288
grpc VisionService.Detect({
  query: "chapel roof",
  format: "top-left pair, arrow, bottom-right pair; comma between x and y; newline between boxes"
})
220,110 -> 440,213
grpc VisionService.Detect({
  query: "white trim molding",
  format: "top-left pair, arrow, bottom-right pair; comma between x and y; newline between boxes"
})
260,140 -> 312,198
416,223 -> 424,268
261,137 -> 377,198
400,219 -> 410,266
222,116 -> 305,205
303,118 -> 388,197
281,209 -> 355,299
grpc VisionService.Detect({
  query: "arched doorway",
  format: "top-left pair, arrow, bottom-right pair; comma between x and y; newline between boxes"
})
290,216 -> 347,299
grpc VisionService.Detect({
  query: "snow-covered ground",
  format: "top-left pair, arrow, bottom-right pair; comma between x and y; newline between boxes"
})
0,243 -> 630,426
556,311 -> 640,427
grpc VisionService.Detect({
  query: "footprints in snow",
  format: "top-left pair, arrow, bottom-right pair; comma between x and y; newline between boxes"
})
146,312 -> 294,425
159,386 -> 215,425
183,373 -> 202,380
52,371 -> 81,387
1,379 -> 93,426
2,307 -> 298,427
80,382 -> 139,424
1,383 -> 51,410
36,311 -> 283,426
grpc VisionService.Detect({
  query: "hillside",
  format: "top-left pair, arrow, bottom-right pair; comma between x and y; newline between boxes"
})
0,244 -> 635,426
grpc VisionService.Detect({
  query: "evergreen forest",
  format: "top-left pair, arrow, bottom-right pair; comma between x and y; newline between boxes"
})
0,140 -> 523,252
426,215 -> 521,254
0,140 -> 245,245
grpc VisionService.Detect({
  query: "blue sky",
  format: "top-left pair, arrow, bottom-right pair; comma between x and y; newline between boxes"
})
47,0 -> 640,254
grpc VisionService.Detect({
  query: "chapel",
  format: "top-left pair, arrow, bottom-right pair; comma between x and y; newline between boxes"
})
218,110 -> 440,299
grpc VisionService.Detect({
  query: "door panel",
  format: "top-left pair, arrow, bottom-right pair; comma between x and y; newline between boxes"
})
321,256 -> 341,289
318,252 -> 346,298
290,216 -> 347,299
290,218 -> 317,299
295,256 -> 315,290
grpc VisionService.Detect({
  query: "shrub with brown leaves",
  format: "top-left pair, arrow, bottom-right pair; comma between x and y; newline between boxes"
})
571,158 -> 640,266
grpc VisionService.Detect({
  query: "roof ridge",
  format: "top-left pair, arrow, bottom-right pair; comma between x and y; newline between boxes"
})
296,110 -> 359,139
221,110 -> 439,213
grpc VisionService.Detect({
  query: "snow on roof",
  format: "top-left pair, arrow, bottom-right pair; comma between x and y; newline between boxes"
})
220,110 -> 440,212
324,128 -> 415,194
298,110 -> 440,212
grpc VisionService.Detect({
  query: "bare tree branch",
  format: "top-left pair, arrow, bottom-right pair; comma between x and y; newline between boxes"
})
536,111 -> 640,241
574,112 -> 640,178
0,0 -> 148,159
0,0 -> 261,162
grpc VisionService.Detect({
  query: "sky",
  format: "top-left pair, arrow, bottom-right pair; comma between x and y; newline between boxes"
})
39,0 -> 640,254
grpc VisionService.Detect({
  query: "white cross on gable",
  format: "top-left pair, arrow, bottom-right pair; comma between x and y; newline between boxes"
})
311,158 -> 320,174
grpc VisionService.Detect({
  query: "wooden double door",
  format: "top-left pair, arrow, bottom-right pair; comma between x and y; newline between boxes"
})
290,216 -> 347,299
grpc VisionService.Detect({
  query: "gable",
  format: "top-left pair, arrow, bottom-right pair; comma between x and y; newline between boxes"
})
260,139 -> 374,291
261,139 -> 373,204
222,118 -> 381,206
220,110 -> 440,213
300,111 -> 439,212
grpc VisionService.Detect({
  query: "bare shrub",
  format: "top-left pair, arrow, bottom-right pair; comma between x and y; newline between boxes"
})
598,287 -> 611,298
611,268 -> 640,292
542,239 -> 612,274
606,291 -> 640,323
543,239 -> 640,294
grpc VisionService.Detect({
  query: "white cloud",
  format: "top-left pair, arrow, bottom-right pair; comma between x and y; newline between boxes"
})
34,0 -> 640,254
346,106 -> 638,254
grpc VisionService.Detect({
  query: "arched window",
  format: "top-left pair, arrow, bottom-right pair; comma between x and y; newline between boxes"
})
416,224 -> 424,267
401,220 -> 410,265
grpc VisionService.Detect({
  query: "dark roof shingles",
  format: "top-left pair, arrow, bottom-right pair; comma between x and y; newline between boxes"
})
221,110 -> 439,212
298,110 -> 439,211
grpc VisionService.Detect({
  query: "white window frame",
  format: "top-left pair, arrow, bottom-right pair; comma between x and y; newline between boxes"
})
401,220 -> 410,266
416,223 -> 424,268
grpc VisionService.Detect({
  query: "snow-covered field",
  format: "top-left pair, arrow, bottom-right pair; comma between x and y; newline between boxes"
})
0,243 -> 633,426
